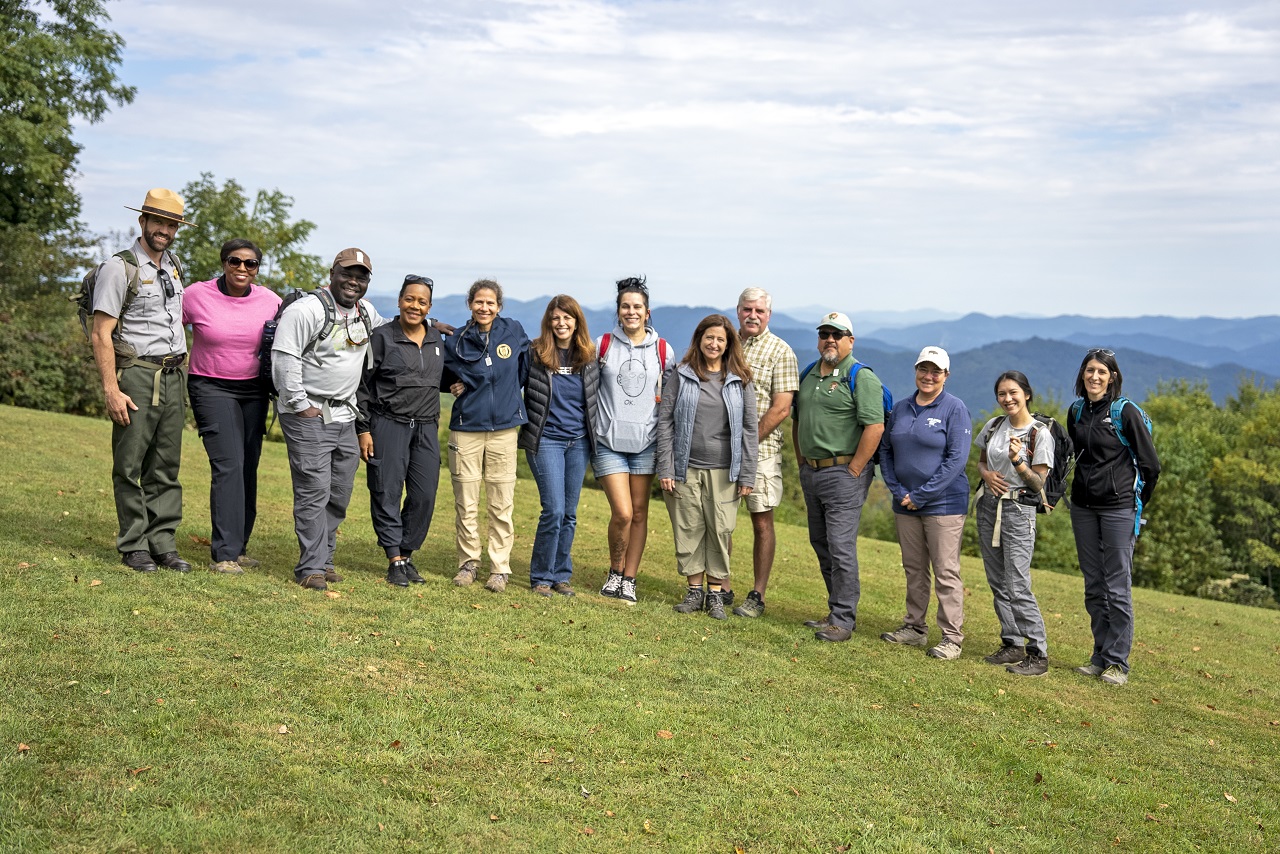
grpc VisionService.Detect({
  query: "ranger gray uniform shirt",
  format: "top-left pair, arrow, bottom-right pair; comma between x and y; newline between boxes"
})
91,238 -> 186,357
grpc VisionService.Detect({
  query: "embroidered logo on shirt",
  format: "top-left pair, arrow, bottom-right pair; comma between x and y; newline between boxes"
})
496,343 -> 512,359
927,417 -> 943,428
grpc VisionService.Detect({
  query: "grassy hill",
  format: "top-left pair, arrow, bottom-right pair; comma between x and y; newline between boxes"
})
1,405 -> 1277,852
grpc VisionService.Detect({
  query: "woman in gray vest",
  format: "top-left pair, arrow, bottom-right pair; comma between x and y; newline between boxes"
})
656,314 -> 759,620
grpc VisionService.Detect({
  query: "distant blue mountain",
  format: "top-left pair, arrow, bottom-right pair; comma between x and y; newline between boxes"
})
367,296 -> 1277,409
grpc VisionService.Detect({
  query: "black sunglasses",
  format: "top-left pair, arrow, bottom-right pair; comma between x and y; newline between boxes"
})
226,257 -> 261,270
404,275 -> 434,291
818,329 -> 847,340
1086,348 -> 1116,359
156,268 -> 175,300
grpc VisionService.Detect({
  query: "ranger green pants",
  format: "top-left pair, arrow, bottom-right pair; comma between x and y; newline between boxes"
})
111,364 -> 185,554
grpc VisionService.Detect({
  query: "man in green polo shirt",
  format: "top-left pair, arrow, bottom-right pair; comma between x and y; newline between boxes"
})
791,311 -> 885,641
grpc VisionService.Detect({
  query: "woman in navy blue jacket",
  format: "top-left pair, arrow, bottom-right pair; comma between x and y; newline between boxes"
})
1068,348 -> 1160,686
878,346 -> 972,661
442,279 -> 530,594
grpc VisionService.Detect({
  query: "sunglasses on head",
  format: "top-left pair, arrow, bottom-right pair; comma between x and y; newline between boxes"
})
1086,348 -> 1115,359
818,329 -> 847,340
225,257 -> 260,270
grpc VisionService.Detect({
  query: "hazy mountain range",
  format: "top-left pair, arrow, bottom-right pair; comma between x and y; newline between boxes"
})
370,294 -> 1277,416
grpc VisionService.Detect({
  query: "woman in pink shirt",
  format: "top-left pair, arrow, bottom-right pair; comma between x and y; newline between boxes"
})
182,239 -> 282,574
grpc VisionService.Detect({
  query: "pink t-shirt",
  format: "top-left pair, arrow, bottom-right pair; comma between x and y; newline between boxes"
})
182,278 -> 283,380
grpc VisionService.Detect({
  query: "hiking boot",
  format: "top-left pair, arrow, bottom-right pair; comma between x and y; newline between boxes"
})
551,582 -> 575,597
210,560 -> 244,575
1007,654 -> 1049,677
532,584 -> 553,598
152,551 -> 192,573
324,568 -> 344,583
983,644 -> 1026,665
815,624 -> 853,642
880,625 -> 929,647
600,570 -> 624,598
707,589 -> 734,610
733,590 -> 765,618
619,577 -> 638,604
484,573 -> 508,593
404,560 -> 426,584
236,554 -> 261,569
122,551 -> 158,573
926,639 -> 963,660
453,560 -> 479,587
1099,665 -> 1129,686
386,560 -> 409,588
803,614 -> 832,629
299,574 -> 327,591
1074,663 -> 1104,677
673,586 -> 706,614
706,591 -> 727,620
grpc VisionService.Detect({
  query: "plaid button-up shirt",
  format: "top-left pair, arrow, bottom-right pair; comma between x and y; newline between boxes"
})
741,327 -> 799,458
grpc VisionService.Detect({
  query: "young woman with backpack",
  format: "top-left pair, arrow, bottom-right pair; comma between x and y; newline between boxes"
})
974,370 -> 1054,677
1068,348 -> 1160,686
593,277 -> 676,605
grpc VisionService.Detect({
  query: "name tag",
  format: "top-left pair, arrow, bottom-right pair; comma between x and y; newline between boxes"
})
485,356 -> 492,366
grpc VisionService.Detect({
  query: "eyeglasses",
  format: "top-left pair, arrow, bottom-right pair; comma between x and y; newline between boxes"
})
343,313 -> 369,346
226,257 -> 261,270
1086,348 -> 1115,359
916,367 -> 945,377
156,269 -> 175,300
335,268 -> 371,285
818,330 -> 847,340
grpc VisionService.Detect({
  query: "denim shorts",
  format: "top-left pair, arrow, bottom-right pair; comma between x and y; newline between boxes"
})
592,443 -> 656,478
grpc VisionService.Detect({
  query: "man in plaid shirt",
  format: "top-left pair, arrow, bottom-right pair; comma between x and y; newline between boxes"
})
728,287 -> 799,618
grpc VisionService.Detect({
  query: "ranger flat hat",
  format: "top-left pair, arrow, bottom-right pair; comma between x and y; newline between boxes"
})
124,188 -> 194,225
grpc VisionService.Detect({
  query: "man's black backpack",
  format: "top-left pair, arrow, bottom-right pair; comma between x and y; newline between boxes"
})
257,287 -> 373,398
990,412 -> 1075,513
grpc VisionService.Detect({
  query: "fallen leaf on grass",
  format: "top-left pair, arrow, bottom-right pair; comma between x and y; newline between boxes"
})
581,827 -> 594,836
510,603 -> 522,609
89,579 -> 102,587
642,819 -> 655,834
389,740 -> 402,750
1080,721 -> 1092,727
656,730 -> 673,740
378,823 -> 384,831
17,743 -> 30,754
189,535 -> 212,546
870,704 -> 882,710
1034,773 -> 1043,784
155,698 -> 164,705
1144,814 -> 1159,823
996,689 -> 1006,696
1225,792 -> 1238,804
277,725 -> 290,734
1192,646 -> 1201,651
1269,721 -> 1280,726
790,787 -> 800,797
735,845 -> 746,854
605,810 -> 615,817
1150,698 -> 1160,704
489,814 -> 499,822
471,604 -> 482,610
324,590 -> 342,599
129,765 -> 151,776
17,562 -> 32,569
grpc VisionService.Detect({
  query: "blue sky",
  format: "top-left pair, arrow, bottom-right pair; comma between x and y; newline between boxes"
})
74,0 -> 1280,317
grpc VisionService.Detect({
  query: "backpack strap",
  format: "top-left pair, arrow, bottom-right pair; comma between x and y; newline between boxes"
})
302,288 -> 340,357
655,337 -> 670,402
1069,398 -> 1085,424
598,332 -> 612,363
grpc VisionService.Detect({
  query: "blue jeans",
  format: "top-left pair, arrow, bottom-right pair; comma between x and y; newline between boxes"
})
527,437 -> 590,586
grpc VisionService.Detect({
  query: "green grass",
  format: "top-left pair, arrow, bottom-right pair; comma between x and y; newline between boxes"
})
1,404 -> 1277,852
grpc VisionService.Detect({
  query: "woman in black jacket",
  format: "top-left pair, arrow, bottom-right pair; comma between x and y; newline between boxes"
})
1067,348 -> 1160,686
519,295 -> 600,596
356,276 -> 445,587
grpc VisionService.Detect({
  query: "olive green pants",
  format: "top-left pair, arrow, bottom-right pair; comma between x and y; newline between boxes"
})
111,365 -> 185,554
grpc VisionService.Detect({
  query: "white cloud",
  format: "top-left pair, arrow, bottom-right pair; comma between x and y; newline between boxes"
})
73,0 -> 1280,316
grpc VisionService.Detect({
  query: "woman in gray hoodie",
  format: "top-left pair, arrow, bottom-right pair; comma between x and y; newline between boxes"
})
594,277 -> 676,605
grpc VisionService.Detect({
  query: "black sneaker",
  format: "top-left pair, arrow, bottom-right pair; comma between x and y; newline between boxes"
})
404,560 -> 426,584
705,588 -> 734,610
386,560 -> 409,588
983,644 -> 1026,665
1007,654 -> 1049,677
706,590 -> 727,620
674,586 -> 705,614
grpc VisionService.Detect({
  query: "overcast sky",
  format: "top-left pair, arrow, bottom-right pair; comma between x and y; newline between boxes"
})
74,0 -> 1280,317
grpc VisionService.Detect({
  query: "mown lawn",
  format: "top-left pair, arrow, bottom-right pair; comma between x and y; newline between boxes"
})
0,404 -> 1276,852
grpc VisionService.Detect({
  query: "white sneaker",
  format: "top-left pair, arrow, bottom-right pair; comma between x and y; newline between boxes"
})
619,577 -> 638,604
1099,665 -> 1128,685
600,570 -> 623,598
926,639 -> 963,660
